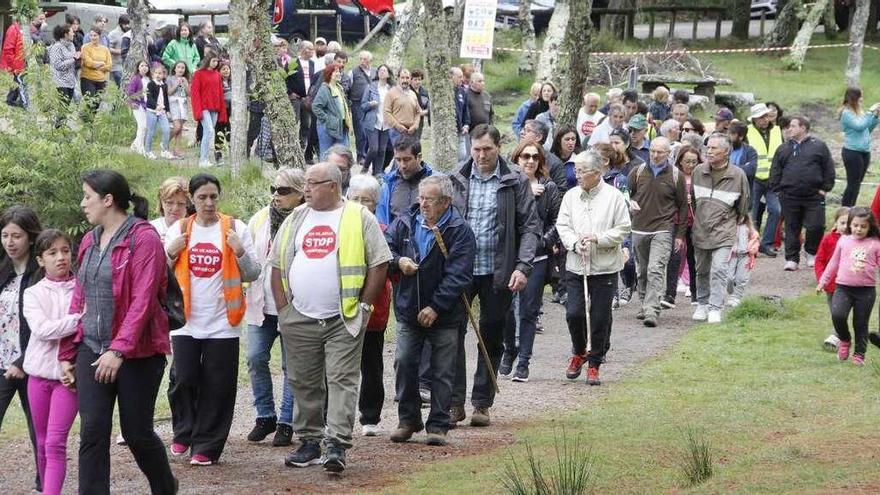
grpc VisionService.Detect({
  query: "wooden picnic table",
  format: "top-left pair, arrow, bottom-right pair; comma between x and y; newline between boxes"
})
638,74 -> 733,104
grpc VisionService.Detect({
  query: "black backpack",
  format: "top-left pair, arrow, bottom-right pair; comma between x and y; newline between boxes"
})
128,227 -> 186,331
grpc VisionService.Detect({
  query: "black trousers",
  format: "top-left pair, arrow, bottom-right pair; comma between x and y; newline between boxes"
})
0,372 -> 39,490
75,349 -> 175,495
80,78 -> 106,116
666,241 -> 683,301
358,330 -> 385,425
564,271 -> 617,367
841,148 -> 871,207
169,336 -> 239,461
247,109 -> 264,155
452,275 -> 512,409
781,195 -> 825,262
832,284 -> 876,356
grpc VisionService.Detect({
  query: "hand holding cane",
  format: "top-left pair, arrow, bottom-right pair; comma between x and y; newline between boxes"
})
431,226 -> 501,394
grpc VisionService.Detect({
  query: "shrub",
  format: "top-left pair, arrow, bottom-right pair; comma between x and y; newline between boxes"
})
500,428 -> 595,495
680,426 -> 714,487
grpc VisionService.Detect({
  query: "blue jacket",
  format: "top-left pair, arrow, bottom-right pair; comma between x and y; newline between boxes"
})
511,99 -> 531,138
376,162 -> 435,226
360,81 -> 386,131
454,85 -> 470,132
386,205 -> 476,327
840,108 -> 879,153
730,142 -> 758,185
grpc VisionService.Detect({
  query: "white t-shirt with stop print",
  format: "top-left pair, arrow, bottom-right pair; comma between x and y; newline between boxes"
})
290,207 -> 344,319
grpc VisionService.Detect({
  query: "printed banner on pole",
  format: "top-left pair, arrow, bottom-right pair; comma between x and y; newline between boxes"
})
459,0 -> 497,59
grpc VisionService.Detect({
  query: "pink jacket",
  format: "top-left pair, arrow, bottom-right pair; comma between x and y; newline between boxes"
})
59,219 -> 172,361
818,235 -> 880,289
22,277 -> 81,380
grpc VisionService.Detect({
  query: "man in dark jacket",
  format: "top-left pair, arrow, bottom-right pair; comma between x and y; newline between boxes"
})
769,116 -> 835,271
449,124 -> 541,428
386,176 -> 476,447
728,121 -> 758,189
285,41 -> 315,160
376,137 -> 435,236
349,50 -> 375,165
450,67 -> 471,162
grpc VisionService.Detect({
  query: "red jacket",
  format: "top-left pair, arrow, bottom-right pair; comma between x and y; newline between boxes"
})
815,230 -> 841,294
59,219 -> 172,361
871,184 -> 880,222
0,23 -> 24,75
367,222 -> 392,331
191,68 -> 228,123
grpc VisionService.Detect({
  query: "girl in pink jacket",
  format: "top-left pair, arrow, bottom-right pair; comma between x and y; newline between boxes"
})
22,229 -> 82,495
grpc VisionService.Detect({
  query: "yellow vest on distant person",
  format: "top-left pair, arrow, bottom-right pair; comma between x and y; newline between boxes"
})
747,124 -> 783,181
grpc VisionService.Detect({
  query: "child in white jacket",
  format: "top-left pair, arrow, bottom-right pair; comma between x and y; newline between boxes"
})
22,230 -> 82,495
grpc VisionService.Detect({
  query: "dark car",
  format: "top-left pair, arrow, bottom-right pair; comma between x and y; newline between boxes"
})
495,0 -> 555,34
272,0 -> 393,43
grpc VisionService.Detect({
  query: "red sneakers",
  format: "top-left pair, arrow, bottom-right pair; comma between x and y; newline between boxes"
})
587,366 -> 601,386
838,341 -> 851,361
566,354 -> 587,379
169,443 -> 188,456
190,453 -> 213,466
852,353 -> 865,366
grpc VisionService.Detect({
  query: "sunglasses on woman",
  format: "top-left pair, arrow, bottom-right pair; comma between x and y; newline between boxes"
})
518,153 -> 541,161
270,186 -> 296,196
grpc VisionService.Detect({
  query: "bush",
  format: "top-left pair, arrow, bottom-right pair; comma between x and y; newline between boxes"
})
500,428 -> 595,495
726,296 -> 786,321
680,426 -> 714,487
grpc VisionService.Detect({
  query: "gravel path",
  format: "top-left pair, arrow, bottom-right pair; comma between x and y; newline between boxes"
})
0,255 -> 814,494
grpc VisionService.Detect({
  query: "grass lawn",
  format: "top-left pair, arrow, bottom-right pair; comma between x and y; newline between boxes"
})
382,293 -> 880,494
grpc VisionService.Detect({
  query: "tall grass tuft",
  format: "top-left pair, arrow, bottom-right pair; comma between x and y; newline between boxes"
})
680,426 -> 714,486
500,428 -> 595,495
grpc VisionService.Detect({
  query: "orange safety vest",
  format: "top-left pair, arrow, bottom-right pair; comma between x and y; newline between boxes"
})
173,214 -> 246,327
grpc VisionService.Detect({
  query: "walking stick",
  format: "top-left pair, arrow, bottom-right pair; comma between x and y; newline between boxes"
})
430,226 -> 501,394
580,250 -> 592,354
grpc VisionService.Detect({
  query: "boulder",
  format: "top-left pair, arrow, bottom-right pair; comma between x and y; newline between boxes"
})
715,92 -> 756,113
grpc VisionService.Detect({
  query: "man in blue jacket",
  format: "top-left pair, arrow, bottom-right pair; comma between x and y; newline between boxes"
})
386,176 -> 476,447
376,136 -> 435,226
728,122 -> 758,190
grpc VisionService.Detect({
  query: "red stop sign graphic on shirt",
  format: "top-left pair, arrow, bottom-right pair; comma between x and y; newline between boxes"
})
188,242 -> 222,278
302,225 -> 337,259
581,120 -> 596,137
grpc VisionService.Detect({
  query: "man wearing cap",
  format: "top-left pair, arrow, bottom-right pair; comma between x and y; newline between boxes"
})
627,114 -> 650,163
747,103 -> 784,258
714,108 -> 734,134
312,37 -> 328,72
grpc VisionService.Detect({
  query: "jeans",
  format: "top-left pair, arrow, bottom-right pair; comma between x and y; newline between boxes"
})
388,127 -> 404,146
781,196 -> 825,262
75,349 -> 175,495
169,336 -> 239,461
452,275 -> 512,409
199,110 -> 219,162
110,71 -> 122,87
145,111 -> 171,154
564,271 -> 616,367
0,372 -> 39,489
246,315 -> 294,425
27,377 -> 78,495
359,331 -> 385,426
316,122 -> 350,159
841,148 -> 871,207
366,128 -> 389,176
752,179 -> 781,249
694,246 -> 733,311
396,320 -> 459,432
832,284 -> 876,356
351,104 -> 368,162
633,232 -> 674,316
503,258 -> 547,367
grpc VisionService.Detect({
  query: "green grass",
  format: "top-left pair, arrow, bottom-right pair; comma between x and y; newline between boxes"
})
380,294 -> 880,494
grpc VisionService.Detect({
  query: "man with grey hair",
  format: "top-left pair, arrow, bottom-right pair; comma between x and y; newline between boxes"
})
450,66 -> 471,161
286,41 -> 316,160
576,91 -> 604,145
465,71 -> 493,128
349,50 -> 375,165
324,144 -> 355,193
386,175 -> 476,446
691,134 -> 751,324
556,151 -> 631,386
270,162 -> 392,473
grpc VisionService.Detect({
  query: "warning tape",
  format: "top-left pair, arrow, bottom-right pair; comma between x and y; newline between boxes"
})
494,42 -> 878,57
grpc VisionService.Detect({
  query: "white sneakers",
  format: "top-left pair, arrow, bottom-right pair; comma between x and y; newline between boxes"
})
824,334 -> 840,351
692,305 -> 708,321
160,150 -> 176,160
806,253 -> 816,268
707,310 -> 722,324
726,297 -> 741,308
362,424 -> 380,436
783,260 -> 798,271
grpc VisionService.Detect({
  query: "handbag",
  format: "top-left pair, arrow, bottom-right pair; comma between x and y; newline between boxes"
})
128,229 -> 186,331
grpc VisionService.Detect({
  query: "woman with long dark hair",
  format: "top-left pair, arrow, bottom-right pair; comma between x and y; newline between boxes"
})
0,205 -> 43,492
361,64 -> 393,176
191,54 -> 227,168
161,21 -> 200,75
550,124 -> 583,190
839,87 -> 880,207
524,82 -> 557,121
59,170 -> 177,494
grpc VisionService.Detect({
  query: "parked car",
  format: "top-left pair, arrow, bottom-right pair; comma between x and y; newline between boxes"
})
750,0 -> 778,19
273,0 -> 394,42
495,0 -> 555,34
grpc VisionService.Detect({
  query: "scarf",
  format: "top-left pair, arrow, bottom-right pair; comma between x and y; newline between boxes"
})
270,204 -> 294,239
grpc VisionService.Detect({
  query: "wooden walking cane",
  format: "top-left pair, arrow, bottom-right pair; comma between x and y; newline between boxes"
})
430,226 -> 501,394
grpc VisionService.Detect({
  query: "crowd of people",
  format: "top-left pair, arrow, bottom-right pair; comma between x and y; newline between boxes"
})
3,11 -> 880,495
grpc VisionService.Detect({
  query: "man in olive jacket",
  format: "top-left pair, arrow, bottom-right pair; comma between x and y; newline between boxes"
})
448,124 -> 541,428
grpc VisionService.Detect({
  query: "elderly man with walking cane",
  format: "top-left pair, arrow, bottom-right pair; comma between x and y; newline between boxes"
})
556,151 -> 632,385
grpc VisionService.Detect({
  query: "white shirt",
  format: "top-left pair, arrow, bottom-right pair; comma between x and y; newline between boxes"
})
577,109 -> 605,143
290,207 -> 344,319
376,83 -> 389,130
588,119 -> 616,147
312,55 -> 326,74
165,218 -> 255,339
299,58 -> 311,92
150,217 -> 172,243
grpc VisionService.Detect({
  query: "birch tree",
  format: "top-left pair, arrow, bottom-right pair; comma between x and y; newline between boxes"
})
785,0 -> 830,70
763,0 -> 802,48
124,0 -> 150,81
536,0 -> 569,82
557,1 -> 591,126
517,0 -> 536,75
386,0 -> 421,75
823,0 -> 839,40
422,0 -> 459,171
845,0 -> 870,88
227,0 -> 248,176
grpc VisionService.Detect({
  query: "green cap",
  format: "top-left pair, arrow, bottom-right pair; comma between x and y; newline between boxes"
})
628,114 -> 648,130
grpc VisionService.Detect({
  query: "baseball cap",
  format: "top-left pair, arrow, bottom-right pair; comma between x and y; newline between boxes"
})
314,37 -> 327,45
715,108 -> 734,121
628,114 -> 648,130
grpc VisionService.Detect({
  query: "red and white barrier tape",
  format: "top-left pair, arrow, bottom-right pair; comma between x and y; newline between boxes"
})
494,43 -> 880,57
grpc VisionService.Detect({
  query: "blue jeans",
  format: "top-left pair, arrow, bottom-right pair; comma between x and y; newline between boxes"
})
199,110 -> 218,161
752,179 -> 781,249
145,111 -> 170,153
503,258 -> 547,367
388,127 -> 403,147
395,320 -> 460,432
246,315 -> 294,425
316,122 -> 349,159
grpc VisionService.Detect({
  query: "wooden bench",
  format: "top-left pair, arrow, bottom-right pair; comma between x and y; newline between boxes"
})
638,74 -> 733,105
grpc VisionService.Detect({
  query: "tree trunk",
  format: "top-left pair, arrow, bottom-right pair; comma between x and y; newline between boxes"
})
601,0 -> 634,39
731,0 -> 751,40
124,0 -> 150,82
227,0 -> 248,177
536,0 -> 569,83
448,0 -> 466,59
846,0 -> 871,87
422,0 -> 459,172
386,0 -> 421,76
823,0 -> 839,40
244,0 -> 305,168
785,0 -> 830,70
763,0 -> 802,47
517,0 -> 537,75
868,0 -> 878,38
557,1 -> 591,126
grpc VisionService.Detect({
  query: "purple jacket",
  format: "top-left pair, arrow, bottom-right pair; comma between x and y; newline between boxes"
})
59,219 -> 171,361
126,75 -> 146,109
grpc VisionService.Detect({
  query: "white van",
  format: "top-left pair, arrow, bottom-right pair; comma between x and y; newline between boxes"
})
40,0 -> 182,33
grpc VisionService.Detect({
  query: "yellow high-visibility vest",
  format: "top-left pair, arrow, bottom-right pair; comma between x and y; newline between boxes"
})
747,124 -> 783,181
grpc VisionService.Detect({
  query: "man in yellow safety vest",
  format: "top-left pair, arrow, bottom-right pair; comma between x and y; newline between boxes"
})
746,103 -> 784,258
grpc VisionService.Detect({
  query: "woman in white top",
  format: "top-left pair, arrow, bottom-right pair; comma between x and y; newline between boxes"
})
361,64 -> 393,176
149,177 -> 192,243
244,168 -> 304,447
164,173 -> 260,466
